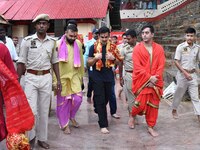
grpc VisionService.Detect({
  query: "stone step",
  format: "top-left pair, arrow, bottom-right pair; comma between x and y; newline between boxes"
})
165,59 -> 175,69
163,44 -> 177,52
163,67 -> 177,87
155,38 -> 184,45
165,51 -> 174,59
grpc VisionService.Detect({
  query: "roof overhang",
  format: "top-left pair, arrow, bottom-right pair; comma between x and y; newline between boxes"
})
0,0 -> 109,21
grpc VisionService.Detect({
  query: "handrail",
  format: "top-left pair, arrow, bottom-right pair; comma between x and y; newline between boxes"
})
120,0 -> 188,19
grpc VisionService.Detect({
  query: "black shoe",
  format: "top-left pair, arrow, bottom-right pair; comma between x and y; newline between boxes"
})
38,140 -> 50,149
29,137 -> 36,150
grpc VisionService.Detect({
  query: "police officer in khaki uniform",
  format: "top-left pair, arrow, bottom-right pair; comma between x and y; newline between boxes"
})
172,27 -> 200,121
119,29 -> 137,129
17,14 -> 61,149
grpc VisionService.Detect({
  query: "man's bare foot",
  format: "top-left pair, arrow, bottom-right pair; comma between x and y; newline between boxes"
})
87,97 -> 92,104
112,113 -> 120,119
172,109 -> 179,119
100,128 -> 109,134
63,125 -> 70,134
71,119 -> 79,128
148,127 -> 159,137
128,116 -> 135,129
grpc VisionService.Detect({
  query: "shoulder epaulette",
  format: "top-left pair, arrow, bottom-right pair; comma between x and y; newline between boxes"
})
196,44 -> 200,48
179,42 -> 185,47
49,36 -> 57,41
24,36 -> 33,41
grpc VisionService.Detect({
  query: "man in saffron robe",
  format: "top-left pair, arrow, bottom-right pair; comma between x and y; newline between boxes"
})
87,26 -> 123,134
54,24 -> 84,134
132,25 -> 165,137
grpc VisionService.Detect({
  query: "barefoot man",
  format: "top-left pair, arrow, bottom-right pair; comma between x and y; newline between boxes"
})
132,25 -> 165,137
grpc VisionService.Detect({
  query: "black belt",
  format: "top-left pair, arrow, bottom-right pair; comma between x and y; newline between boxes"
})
27,69 -> 50,75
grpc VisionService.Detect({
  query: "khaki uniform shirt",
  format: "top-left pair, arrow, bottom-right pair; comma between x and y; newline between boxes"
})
174,41 -> 200,70
18,33 -> 58,70
120,43 -> 135,71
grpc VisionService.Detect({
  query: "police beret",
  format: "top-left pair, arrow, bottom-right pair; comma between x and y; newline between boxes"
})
32,14 -> 50,23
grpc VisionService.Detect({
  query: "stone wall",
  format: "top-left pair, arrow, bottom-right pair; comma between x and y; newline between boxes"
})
122,0 -> 200,100
121,0 -> 200,86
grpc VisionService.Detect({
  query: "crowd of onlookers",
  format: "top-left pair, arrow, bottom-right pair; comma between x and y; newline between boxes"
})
121,0 -> 169,10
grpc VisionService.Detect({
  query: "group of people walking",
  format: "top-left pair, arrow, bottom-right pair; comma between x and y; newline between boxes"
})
0,12 -> 200,150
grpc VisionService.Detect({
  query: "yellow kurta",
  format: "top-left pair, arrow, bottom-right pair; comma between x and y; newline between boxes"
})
54,39 -> 84,96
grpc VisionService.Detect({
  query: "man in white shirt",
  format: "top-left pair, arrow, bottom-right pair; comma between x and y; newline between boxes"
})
0,28 -> 18,62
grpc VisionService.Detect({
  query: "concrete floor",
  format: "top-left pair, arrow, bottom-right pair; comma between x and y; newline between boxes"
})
1,79 -> 200,150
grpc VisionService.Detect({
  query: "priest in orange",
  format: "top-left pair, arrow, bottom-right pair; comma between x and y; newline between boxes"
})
132,25 -> 165,137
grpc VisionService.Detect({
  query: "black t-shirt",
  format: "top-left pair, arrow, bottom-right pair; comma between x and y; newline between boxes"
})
88,44 -> 114,82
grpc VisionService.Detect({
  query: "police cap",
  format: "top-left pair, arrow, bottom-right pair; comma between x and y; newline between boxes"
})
32,14 -> 50,23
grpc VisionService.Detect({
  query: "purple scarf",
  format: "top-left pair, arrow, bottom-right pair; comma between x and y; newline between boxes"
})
58,35 -> 81,67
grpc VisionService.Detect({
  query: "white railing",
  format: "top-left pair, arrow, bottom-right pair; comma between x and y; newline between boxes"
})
120,0 -> 187,19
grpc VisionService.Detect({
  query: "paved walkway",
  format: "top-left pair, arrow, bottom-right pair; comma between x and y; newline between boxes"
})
1,79 -> 200,150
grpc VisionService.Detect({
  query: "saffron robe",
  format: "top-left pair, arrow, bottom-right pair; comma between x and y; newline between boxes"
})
132,42 -> 165,127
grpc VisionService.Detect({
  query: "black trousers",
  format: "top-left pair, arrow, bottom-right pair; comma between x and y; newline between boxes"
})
92,79 -> 112,128
87,70 -> 93,98
109,80 -> 117,115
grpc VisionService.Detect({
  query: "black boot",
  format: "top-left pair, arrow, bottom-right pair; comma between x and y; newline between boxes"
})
38,140 -> 50,149
29,137 -> 36,150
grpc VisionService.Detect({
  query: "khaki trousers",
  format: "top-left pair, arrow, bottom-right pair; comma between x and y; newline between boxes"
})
24,73 -> 52,141
124,72 -> 135,113
172,72 -> 200,115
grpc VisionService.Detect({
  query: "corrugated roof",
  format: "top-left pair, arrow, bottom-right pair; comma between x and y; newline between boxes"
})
0,14 -> 10,24
0,0 -> 109,20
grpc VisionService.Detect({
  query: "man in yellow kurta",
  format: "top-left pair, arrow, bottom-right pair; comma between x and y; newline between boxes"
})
54,24 -> 84,134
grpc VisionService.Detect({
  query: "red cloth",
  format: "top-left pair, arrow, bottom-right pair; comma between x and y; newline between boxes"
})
0,93 -> 7,141
0,43 -> 18,79
0,43 -> 18,141
132,42 -> 165,127
132,93 -> 159,127
132,42 -> 165,96
0,59 -> 34,134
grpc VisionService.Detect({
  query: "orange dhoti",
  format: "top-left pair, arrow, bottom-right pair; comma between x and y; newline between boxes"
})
132,42 -> 165,128
132,92 -> 160,127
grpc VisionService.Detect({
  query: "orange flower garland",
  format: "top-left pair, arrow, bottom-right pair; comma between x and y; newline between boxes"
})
94,40 -> 123,71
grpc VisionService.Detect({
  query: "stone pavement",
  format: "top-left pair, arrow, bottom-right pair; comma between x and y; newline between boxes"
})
1,79 -> 200,150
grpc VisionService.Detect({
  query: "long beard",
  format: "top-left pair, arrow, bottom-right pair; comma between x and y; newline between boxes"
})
66,38 -> 75,45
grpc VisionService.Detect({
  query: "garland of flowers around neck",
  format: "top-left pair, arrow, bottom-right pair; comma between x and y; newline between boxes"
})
94,40 -> 122,71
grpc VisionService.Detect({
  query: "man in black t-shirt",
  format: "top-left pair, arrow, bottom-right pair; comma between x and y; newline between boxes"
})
87,26 -> 123,134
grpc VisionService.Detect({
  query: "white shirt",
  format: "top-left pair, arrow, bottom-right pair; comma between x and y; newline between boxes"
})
5,36 -> 18,61
174,41 -> 200,70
